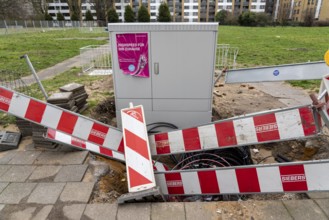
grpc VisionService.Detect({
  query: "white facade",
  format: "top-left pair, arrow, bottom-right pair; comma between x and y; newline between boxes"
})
250,0 -> 267,13
217,0 -> 233,12
48,0 -> 97,20
48,0 -> 268,23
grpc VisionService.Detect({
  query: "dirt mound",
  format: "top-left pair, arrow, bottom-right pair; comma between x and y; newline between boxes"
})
91,98 -> 116,126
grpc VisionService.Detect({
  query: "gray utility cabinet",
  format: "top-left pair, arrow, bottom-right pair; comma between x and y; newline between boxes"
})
108,23 -> 218,129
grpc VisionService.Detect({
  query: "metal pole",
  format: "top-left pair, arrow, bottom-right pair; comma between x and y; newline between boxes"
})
20,54 -> 48,99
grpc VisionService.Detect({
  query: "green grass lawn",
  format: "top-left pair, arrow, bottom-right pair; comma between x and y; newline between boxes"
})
0,67 -> 109,127
218,26 -> 329,68
218,26 -> 329,90
0,29 -> 108,76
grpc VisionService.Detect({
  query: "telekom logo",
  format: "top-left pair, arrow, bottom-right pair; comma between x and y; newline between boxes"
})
0,96 -> 10,105
90,129 -> 106,139
167,180 -> 183,187
281,174 -> 306,183
126,110 -> 142,121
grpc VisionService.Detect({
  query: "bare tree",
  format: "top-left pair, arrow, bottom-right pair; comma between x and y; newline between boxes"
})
30,0 -> 49,15
67,0 -> 82,21
303,8 -> 314,26
0,0 -> 29,19
91,0 -> 114,24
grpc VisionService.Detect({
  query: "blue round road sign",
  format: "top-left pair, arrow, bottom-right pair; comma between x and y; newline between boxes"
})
273,70 -> 280,76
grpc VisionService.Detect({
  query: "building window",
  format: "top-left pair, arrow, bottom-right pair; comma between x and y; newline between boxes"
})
193,6 -> 198,9
218,6 -> 223,9
151,6 -> 156,10
151,12 -> 156,16
297,9 -> 299,14
227,6 -> 232,9
193,18 -> 198,21
252,0 -> 256,2
184,6 -> 189,9
260,5 -> 265,9
193,12 -> 198,16
251,5 -> 256,9
184,12 -> 189,15
227,0 -> 232,2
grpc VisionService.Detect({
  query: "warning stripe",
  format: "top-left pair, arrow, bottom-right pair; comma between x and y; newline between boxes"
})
155,160 -> 329,195
121,105 -> 155,192
46,129 -> 125,162
149,106 -> 318,155
0,86 -> 123,153
46,129 -> 169,172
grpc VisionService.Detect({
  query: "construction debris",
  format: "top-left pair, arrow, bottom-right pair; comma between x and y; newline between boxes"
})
0,131 -> 21,151
47,92 -> 78,112
15,117 -> 32,137
59,83 -> 89,113
32,124 -> 57,149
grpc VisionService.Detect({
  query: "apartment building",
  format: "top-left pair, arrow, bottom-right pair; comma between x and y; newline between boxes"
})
47,0 -> 269,22
274,0 -> 329,22
48,0 -> 97,21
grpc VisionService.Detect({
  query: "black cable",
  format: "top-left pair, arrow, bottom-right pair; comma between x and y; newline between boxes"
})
257,155 -> 273,164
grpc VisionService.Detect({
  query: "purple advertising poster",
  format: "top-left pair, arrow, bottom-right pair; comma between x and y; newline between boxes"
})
116,33 -> 149,78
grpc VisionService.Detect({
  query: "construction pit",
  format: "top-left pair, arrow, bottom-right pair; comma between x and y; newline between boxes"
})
8,74 -> 324,204
1,65 -> 329,212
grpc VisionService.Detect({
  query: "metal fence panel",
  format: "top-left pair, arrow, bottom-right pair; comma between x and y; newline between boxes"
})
80,45 -> 112,75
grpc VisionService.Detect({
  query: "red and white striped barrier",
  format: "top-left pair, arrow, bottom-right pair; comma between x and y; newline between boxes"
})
0,86 -> 124,152
155,160 -> 329,195
149,106 -> 319,155
122,104 -> 156,192
46,129 -> 125,162
46,128 -> 169,171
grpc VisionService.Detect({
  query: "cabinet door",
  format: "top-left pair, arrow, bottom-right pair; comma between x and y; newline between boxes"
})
150,31 -> 216,99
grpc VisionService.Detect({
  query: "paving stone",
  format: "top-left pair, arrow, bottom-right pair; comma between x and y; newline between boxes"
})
27,183 -> 65,204
0,165 -> 11,177
63,204 -> 86,220
283,200 -> 327,220
28,166 -> 62,182
239,201 -> 293,220
151,202 -> 185,220
82,204 -> 117,220
315,199 -> 329,217
0,183 -> 37,204
0,182 -> 9,193
185,202 -> 218,220
60,182 -> 94,203
117,203 -> 151,220
34,151 -> 88,165
0,204 -> 53,220
54,165 -> 88,182
0,166 -> 36,182
0,151 -> 17,164
9,151 -> 42,165
308,192 -> 329,199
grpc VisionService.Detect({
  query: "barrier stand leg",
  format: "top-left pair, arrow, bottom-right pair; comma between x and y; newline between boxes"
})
118,103 -> 164,204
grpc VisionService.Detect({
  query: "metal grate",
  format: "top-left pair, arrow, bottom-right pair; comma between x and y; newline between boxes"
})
216,44 -> 239,70
80,44 -> 112,75
0,70 -> 31,95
